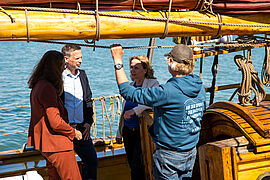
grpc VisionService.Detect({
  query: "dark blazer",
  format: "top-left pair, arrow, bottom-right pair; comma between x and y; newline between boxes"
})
61,69 -> 94,125
28,80 -> 75,152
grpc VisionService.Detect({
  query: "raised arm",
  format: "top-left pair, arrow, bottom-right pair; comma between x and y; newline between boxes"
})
110,44 -> 129,85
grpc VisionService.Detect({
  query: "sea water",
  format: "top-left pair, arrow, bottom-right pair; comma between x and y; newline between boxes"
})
0,38 -> 269,151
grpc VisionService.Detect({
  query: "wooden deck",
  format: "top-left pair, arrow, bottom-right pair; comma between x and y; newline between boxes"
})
0,142 -> 130,179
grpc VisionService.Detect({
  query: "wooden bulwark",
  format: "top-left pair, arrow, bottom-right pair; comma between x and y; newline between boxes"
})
201,100 -> 270,153
0,142 -> 131,179
140,111 -> 155,180
199,136 -> 270,180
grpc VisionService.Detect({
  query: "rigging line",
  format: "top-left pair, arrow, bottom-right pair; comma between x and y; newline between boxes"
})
76,1 -> 81,15
132,0 -> 136,11
160,0 -> 173,39
92,98 -> 97,138
0,105 -> 30,110
139,0 -> 148,12
215,13 -> 222,38
3,6 -> 270,28
99,96 -> 114,146
95,0 -> 100,41
0,130 -> 28,137
0,6 -> 15,23
32,40 -> 268,50
25,9 -> 30,43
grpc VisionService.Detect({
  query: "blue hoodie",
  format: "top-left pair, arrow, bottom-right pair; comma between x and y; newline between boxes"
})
119,74 -> 206,151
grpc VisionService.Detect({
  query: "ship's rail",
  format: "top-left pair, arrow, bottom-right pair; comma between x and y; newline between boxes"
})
0,94 -> 123,146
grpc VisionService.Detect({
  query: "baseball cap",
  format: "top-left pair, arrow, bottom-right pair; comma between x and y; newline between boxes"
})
164,44 -> 193,63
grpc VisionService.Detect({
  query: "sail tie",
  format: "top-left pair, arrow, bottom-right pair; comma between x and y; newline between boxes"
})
83,0 -> 100,50
160,0 -> 172,39
24,9 -> 30,43
76,1 -> 81,15
94,0 -> 101,41
0,7 -> 15,23
215,13 -> 222,38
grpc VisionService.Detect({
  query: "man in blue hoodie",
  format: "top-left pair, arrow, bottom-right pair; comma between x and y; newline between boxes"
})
110,44 -> 206,180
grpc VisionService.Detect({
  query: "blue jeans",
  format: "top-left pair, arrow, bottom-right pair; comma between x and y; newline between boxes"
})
153,147 -> 196,180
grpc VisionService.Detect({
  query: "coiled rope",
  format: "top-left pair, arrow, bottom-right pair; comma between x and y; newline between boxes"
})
262,45 -> 270,86
231,55 -> 266,106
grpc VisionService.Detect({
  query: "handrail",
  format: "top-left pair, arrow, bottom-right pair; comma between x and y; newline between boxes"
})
0,95 -> 123,141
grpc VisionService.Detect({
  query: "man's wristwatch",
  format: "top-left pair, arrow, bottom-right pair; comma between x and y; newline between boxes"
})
114,63 -> 123,70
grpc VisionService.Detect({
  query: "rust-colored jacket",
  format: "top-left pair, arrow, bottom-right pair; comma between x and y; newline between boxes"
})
27,80 -> 75,152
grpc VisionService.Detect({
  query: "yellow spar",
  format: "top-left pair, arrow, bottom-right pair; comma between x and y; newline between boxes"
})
1,9 -> 270,41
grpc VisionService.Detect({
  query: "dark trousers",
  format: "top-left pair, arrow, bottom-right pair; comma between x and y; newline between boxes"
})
123,125 -> 145,180
74,125 -> 98,180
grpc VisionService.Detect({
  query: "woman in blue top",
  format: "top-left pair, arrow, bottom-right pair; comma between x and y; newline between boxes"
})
111,44 -> 206,180
116,55 -> 159,180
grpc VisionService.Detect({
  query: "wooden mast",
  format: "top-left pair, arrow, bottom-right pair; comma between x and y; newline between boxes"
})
1,9 -> 270,41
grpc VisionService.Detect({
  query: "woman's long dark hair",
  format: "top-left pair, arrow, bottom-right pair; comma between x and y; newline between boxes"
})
28,50 -> 65,96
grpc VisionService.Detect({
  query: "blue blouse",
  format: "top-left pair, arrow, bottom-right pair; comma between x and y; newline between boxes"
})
123,84 -> 142,128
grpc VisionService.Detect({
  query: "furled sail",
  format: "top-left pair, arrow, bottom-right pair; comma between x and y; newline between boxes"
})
0,0 -> 199,11
1,9 -> 270,41
212,0 -> 270,14
2,0 -> 270,14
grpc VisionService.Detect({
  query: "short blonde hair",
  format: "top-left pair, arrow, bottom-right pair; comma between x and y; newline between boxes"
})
165,56 -> 195,75
129,55 -> 156,79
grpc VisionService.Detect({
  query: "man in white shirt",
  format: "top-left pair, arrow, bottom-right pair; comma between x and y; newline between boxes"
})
61,44 -> 98,180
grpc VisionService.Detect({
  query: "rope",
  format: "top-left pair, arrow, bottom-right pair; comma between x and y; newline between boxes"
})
215,13 -> 222,38
139,0 -> 148,12
132,0 -> 136,11
99,97 -> 106,140
92,98 -> 97,138
0,130 -> 28,137
160,0 -> 172,39
0,105 -> 29,110
83,0 -> 100,48
131,0 -> 148,12
0,95 -> 122,140
94,0 -> 100,41
0,6 -> 15,23
76,1 -> 81,15
198,0 -> 215,15
99,96 -> 114,146
32,39 -> 270,51
209,47 -> 219,105
262,45 -> 270,86
3,6 -> 270,28
115,95 -> 122,127
109,96 -> 115,125
233,55 -> 266,106
25,9 -> 30,43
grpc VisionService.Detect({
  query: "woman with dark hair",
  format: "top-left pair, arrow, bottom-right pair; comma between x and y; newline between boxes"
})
115,55 -> 159,180
27,50 -> 82,180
